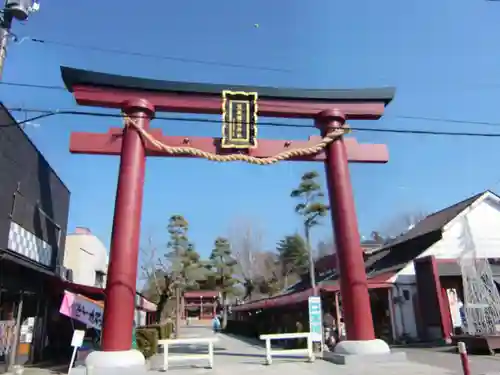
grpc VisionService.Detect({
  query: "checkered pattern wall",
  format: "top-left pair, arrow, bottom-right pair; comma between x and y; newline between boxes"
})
7,221 -> 53,267
19,317 -> 36,344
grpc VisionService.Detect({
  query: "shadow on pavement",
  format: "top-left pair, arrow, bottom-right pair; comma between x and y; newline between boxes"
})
222,333 -> 264,348
164,346 -> 227,354
390,341 -> 452,349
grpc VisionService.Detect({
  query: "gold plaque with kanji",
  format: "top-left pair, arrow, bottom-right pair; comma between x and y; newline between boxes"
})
221,90 -> 258,149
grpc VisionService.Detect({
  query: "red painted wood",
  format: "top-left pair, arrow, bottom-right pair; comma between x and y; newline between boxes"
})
184,291 -> 219,298
318,109 -> 376,341
63,77 -> 392,347
72,85 -> 387,120
100,99 -> 154,352
414,255 -> 451,342
69,129 -> 389,163
232,273 -> 394,312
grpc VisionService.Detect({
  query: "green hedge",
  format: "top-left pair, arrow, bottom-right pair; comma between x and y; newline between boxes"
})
165,322 -> 174,338
145,322 -> 174,340
136,328 -> 158,359
135,323 -> 175,358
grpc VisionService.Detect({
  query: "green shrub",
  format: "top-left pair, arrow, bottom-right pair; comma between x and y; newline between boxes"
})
144,324 -> 162,340
143,323 -> 174,340
164,322 -> 174,338
136,328 -> 158,358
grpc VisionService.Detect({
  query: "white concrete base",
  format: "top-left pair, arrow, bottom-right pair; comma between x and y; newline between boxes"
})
85,349 -> 146,370
334,339 -> 391,355
324,339 -> 406,366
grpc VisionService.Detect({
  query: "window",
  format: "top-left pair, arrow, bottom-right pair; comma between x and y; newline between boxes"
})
95,271 -> 106,288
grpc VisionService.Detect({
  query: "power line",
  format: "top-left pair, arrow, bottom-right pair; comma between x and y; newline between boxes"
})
21,37 -> 292,73
4,80 -> 500,130
0,81 -> 65,90
396,115 -> 500,127
5,107 -> 500,138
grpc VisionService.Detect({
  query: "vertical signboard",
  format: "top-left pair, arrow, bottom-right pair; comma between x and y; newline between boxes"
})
221,90 -> 258,149
308,296 -> 323,342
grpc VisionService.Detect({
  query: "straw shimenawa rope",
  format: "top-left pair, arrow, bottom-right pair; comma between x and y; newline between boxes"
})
123,114 -> 349,165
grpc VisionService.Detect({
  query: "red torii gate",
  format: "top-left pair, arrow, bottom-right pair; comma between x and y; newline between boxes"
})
61,66 -> 394,365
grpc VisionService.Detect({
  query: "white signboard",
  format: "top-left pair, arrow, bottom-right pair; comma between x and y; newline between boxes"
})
68,330 -> 86,375
71,330 -> 85,348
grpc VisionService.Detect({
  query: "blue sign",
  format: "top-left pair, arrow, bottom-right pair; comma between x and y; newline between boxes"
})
308,296 -> 323,342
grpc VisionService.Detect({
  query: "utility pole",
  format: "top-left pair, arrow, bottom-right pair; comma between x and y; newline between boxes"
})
0,0 -> 40,80
0,6 -> 13,81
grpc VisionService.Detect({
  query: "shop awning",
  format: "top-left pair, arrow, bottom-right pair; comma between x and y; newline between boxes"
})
49,275 -> 157,312
321,271 -> 394,292
233,272 -> 394,312
62,281 -> 105,300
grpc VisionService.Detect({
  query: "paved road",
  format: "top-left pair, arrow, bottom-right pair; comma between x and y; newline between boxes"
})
22,326 -> 500,375
148,326 -> 460,375
393,346 -> 500,375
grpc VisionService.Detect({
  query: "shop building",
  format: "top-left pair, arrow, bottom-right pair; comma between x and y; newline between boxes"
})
62,227 -> 156,328
63,227 -> 108,288
232,191 -> 500,346
0,103 -> 71,370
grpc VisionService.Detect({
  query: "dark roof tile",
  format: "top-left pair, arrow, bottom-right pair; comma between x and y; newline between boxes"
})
382,191 -> 486,250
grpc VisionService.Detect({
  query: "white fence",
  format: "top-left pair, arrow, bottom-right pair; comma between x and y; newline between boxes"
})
158,337 -> 218,370
259,332 -> 315,365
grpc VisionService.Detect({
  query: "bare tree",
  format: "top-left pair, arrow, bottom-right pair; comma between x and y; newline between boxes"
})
138,235 -> 176,323
316,238 -> 335,259
275,256 -> 301,290
138,235 -> 162,296
379,210 -> 428,239
229,218 -> 280,299
229,217 -> 266,281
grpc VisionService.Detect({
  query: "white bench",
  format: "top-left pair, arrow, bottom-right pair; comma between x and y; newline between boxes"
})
158,337 -> 218,370
259,332 -> 315,365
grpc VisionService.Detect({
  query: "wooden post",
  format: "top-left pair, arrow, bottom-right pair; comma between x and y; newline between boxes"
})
175,287 -> 181,338
334,292 -> 342,340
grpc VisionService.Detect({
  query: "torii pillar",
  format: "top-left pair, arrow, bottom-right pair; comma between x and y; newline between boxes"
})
317,109 -> 390,357
61,65 -> 396,369
100,99 -> 154,351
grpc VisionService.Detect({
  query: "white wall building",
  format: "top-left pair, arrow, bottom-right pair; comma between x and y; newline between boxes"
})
63,227 -> 108,287
373,191 -> 500,342
62,227 -> 156,327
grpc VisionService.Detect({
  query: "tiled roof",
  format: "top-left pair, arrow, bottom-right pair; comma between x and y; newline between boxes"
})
184,290 -> 219,298
381,192 -> 485,250
365,191 -> 493,276
232,191 -> 496,312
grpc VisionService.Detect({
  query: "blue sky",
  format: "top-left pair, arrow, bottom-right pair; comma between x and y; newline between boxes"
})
2,0 -> 500,261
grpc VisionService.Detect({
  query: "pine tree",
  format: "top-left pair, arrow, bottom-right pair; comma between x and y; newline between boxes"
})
277,233 -> 309,281
209,237 -> 238,329
165,215 -> 205,335
291,171 -> 329,293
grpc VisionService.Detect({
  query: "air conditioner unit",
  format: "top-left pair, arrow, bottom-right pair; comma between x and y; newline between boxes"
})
56,265 -> 73,282
65,268 -> 74,282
